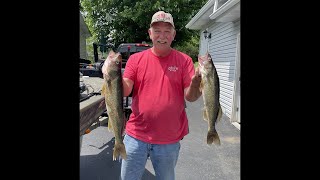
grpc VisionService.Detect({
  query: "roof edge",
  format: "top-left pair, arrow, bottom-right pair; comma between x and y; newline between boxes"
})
185,0 -> 215,29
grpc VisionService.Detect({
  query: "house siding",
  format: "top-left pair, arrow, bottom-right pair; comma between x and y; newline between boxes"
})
79,14 -> 91,60
79,33 -> 87,59
207,18 -> 240,118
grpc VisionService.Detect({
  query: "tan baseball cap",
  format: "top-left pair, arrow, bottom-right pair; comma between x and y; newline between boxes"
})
150,11 -> 175,28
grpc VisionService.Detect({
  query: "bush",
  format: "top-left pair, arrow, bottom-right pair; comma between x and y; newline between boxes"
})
173,36 -> 199,64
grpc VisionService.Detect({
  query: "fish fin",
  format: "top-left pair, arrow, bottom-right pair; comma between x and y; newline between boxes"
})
216,105 -> 222,123
203,108 -> 208,121
199,81 -> 203,92
207,129 -> 221,146
107,117 -> 113,132
113,142 -> 127,161
101,82 -> 106,96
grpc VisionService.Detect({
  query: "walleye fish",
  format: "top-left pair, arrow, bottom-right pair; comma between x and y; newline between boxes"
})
198,52 -> 222,146
101,50 -> 127,160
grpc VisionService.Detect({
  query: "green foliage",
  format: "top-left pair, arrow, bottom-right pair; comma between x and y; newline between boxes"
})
80,0 -> 207,47
173,33 -> 200,64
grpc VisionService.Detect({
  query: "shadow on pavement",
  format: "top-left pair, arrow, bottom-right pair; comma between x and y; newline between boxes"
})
80,137 -> 155,180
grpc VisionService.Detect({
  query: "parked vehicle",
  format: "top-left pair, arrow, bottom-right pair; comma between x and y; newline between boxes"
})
117,43 -> 152,68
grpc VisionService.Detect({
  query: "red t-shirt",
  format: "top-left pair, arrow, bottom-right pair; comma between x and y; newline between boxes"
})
123,48 -> 195,144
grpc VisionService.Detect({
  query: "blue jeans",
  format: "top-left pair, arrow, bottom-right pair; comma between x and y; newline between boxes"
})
120,134 -> 181,180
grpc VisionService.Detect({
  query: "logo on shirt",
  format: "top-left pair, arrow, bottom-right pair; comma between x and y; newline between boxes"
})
168,66 -> 178,72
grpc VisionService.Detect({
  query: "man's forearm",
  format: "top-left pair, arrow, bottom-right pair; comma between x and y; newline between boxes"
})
123,78 -> 134,97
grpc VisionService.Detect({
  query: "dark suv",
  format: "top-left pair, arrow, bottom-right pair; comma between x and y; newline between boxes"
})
117,43 -> 152,68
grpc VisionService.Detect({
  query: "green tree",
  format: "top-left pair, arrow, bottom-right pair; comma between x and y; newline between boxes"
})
80,0 -> 207,48
174,34 -> 200,63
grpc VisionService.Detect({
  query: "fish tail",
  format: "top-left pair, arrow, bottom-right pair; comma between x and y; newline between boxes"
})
207,129 -> 221,146
113,142 -> 127,161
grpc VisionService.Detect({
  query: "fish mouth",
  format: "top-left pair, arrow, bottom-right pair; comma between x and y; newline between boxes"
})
108,53 -> 122,62
198,56 -> 205,67
198,53 -> 211,68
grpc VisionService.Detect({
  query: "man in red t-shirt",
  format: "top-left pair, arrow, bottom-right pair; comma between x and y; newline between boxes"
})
103,11 -> 202,180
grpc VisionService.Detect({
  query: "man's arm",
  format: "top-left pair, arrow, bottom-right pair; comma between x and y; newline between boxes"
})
185,68 -> 202,102
123,78 -> 134,97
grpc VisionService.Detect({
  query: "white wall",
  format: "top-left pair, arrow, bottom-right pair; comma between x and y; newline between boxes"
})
79,32 -> 87,59
205,18 -> 240,119
79,14 -> 91,60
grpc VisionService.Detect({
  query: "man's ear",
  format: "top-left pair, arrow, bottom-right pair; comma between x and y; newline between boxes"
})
148,28 -> 152,39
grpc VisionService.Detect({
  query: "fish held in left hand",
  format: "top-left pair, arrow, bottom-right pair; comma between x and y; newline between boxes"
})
101,50 -> 127,160
198,52 -> 222,146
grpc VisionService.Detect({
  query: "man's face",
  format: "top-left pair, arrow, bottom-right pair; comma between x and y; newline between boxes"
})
149,22 -> 176,51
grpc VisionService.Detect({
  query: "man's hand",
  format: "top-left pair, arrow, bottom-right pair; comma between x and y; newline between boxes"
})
190,67 -> 201,89
185,67 -> 202,102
